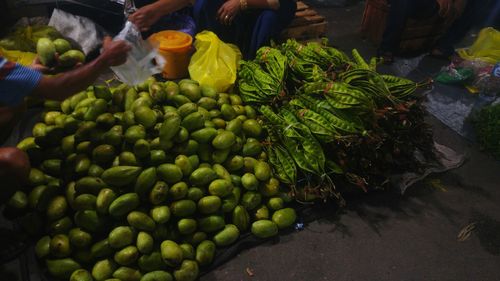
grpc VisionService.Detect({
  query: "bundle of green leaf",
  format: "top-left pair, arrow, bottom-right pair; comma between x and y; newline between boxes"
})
473,103 -> 500,159
237,39 -> 434,202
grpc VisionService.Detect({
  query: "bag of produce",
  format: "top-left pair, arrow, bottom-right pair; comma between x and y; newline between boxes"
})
188,31 -> 242,93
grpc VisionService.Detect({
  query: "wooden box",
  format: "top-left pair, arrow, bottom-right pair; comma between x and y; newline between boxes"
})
281,1 -> 328,41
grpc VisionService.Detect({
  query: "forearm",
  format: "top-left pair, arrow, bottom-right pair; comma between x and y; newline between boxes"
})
32,58 -> 108,100
247,0 -> 280,9
150,0 -> 192,15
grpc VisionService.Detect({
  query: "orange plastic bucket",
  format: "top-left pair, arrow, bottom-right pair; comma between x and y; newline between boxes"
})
149,30 -> 193,79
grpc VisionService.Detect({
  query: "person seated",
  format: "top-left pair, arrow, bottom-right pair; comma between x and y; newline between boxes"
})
378,0 -> 462,63
128,0 -> 196,36
432,0 -> 500,59
0,37 -> 129,264
194,0 -> 297,59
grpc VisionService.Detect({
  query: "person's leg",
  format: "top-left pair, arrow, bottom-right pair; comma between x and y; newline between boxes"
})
435,0 -> 487,56
0,147 -> 30,204
379,0 -> 415,56
247,0 -> 297,59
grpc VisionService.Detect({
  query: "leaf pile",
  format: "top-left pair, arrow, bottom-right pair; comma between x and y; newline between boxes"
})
237,39 -> 435,202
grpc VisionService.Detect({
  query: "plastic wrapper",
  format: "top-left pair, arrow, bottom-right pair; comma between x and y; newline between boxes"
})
0,47 -> 36,66
188,31 -> 242,93
48,9 -> 107,55
110,21 -> 164,86
458,27 -> 500,65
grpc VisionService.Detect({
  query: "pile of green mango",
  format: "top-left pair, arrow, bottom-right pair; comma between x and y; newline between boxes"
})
11,77 -> 297,281
37,37 -> 85,69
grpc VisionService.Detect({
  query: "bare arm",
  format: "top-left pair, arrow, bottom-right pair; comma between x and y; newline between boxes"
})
218,0 -> 282,25
31,37 -> 130,101
129,0 -> 192,32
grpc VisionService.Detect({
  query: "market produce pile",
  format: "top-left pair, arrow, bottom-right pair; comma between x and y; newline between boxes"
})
238,39 -> 435,202
0,24 -> 85,69
473,103 -> 500,160
9,79 -> 296,281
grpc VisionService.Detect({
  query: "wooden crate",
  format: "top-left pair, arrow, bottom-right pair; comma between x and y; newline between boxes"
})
360,0 -> 449,52
281,1 -> 328,41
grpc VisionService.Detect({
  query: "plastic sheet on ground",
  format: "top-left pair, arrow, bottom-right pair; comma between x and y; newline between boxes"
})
391,142 -> 466,194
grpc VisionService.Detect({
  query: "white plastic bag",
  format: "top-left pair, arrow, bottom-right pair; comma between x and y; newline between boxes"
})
110,21 -> 164,85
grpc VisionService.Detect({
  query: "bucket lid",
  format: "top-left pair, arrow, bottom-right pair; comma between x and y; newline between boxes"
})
149,30 -> 193,52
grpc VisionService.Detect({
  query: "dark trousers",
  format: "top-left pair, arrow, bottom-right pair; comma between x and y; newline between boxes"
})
379,0 -> 438,53
437,0 -> 500,54
194,0 -> 297,59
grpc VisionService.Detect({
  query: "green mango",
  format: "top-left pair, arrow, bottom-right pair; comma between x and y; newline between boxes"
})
232,205 -> 250,231
59,49 -> 86,67
241,173 -> 259,191
170,200 -> 196,218
92,259 -> 116,281
108,193 -> 140,217
91,239 -> 113,259
69,228 -> 92,249
168,181 -> 188,200
138,252 -> 165,272
251,220 -> 278,238
73,194 -> 97,211
189,167 -> 217,186
134,167 -> 157,199
53,38 -> 72,54
157,163 -> 183,184
195,240 -> 215,266
242,119 -> 262,137
96,188 -> 116,215
46,258 -> 81,279
197,196 -> 221,214
113,266 -> 142,281
127,211 -> 156,231
197,215 -> 225,233
46,195 -> 68,221
160,240 -> 183,267
208,179 -> 233,197
141,271 -> 173,281
150,205 -> 170,224
179,244 -> 195,260
149,181 -> 169,205
124,125 -> 146,144
177,218 -> 197,235
37,38 -> 56,66
173,260 -> 198,281
213,224 -> 240,247
109,226 -> 135,249
75,177 -> 106,196
181,111 -> 205,132
101,166 -> 142,187
272,208 -> 297,229
134,106 -> 157,129
114,245 -> 139,265
35,235 -> 51,258
137,231 -> 154,254
70,269 -> 93,281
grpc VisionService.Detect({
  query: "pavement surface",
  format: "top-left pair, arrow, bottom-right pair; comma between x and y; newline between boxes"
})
2,1 -> 500,281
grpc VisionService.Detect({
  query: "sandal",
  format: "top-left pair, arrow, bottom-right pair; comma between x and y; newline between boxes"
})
430,47 -> 455,60
377,50 -> 395,64
0,228 -> 29,264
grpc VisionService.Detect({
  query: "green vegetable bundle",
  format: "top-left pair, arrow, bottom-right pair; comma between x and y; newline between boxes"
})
473,103 -> 500,159
237,39 -> 435,202
9,78 -> 297,281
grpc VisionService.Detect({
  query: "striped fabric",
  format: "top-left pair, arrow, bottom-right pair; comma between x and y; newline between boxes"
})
0,57 -> 42,106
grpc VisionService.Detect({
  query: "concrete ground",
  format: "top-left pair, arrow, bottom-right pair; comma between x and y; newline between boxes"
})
2,1 -> 500,281
202,2 -> 500,281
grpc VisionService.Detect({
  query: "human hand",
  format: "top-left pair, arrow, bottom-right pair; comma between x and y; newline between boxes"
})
30,56 -> 53,73
99,36 -> 131,67
217,0 -> 241,26
436,0 -> 460,23
129,4 -> 162,32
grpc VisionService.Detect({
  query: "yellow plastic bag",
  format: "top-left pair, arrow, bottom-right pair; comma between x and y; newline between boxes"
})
458,27 -> 500,64
0,47 -> 36,66
188,31 -> 242,93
